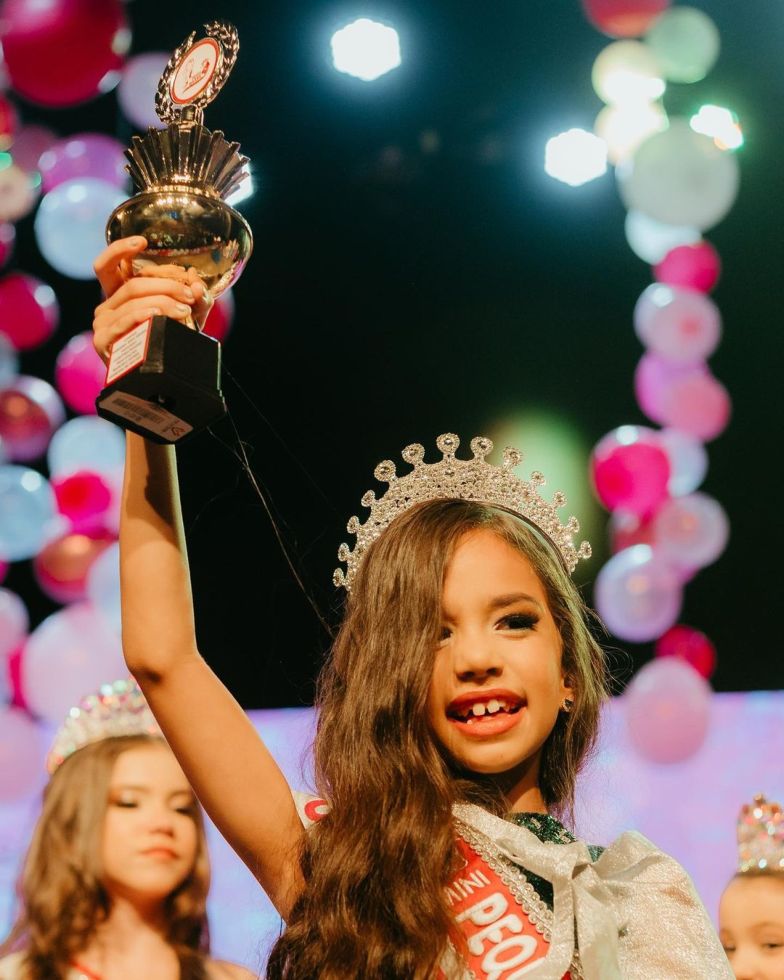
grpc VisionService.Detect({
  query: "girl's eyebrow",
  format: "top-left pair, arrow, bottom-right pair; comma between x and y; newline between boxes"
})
486,592 -> 543,612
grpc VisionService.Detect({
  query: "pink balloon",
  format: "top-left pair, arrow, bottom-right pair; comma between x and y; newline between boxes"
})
591,425 -> 670,517
656,624 -> 717,679
0,162 -> 37,222
625,657 -> 711,763
52,470 -> 114,532
0,272 -> 59,351
0,586 -> 28,659
6,644 -> 27,709
609,510 -> 655,554
658,427 -> 708,496
202,290 -> 235,343
594,544 -> 682,643
33,528 -> 115,604
653,492 -> 729,569
634,283 -> 721,364
0,706 -> 46,801
55,331 -> 105,414
117,52 -> 170,130
581,0 -> 670,36
9,122 -> 59,173
0,0 -> 130,108
0,223 -> 15,268
39,132 -> 129,193
0,375 -> 65,461
660,371 -> 731,441
634,352 -> 706,425
0,558 -> 8,584
21,601 -> 126,724
654,241 -> 721,293
0,95 -> 18,150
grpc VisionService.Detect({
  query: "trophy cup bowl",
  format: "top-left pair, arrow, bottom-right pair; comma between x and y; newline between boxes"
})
95,22 -> 253,445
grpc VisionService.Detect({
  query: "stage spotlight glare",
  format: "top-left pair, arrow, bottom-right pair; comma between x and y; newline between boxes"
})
595,102 -> 668,164
544,128 -> 608,187
690,105 -> 743,151
330,18 -> 401,81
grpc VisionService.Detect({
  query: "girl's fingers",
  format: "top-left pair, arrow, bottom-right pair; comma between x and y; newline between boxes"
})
96,275 -> 198,312
93,297 -> 196,362
93,237 -> 148,298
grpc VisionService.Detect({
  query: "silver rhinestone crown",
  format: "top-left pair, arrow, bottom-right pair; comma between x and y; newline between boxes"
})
737,794 -> 784,873
47,678 -> 161,774
334,433 -> 592,591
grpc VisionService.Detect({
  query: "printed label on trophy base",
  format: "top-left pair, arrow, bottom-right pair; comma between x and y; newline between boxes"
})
95,315 -> 227,445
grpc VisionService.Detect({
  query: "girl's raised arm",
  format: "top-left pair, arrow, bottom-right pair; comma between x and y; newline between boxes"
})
93,238 -> 305,919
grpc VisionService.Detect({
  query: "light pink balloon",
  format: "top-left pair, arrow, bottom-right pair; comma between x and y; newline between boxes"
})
660,371 -> 731,441
625,657 -> 711,763
9,122 -> 59,173
591,425 -> 670,517
55,331 -> 105,414
117,52 -> 170,130
634,353 -> 706,425
0,706 -> 46,801
594,544 -> 682,643
38,132 -> 129,193
658,427 -> 708,496
654,241 -> 721,293
634,282 -> 721,364
653,492 -> 729,569
21,601 -> 126,724
0,587 -> 28,659
0,375 -> 66,461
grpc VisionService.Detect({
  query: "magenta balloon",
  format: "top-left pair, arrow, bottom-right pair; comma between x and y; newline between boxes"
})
634,353 -> 706,425
0,272 -> 59,351
653,492 -> 729,569
21,601 -> 126,724
0,706 -> 46,801
0,0 -> 130,108
117,52 -> 170,130
660,370 -> 731,441
625,657 -> 711,763
591,425 -> 670,516
595,544 -> 682,642
39,133 -> 129,193
52,469 -> 114,532
0,375 -> 66,461
55,331 -> 106,415
9,122 -> 59,173
654,241 -> 721,293
634,283 -> 721,364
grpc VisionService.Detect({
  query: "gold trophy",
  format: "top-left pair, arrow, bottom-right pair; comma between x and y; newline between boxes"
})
96,21 -> 253,443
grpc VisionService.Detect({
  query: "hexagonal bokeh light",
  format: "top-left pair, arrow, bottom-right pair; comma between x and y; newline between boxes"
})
544,128 -> 608,187
330,18 -> 402,82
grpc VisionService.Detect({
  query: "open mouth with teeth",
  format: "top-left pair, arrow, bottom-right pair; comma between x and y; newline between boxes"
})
445,693 -> 525,736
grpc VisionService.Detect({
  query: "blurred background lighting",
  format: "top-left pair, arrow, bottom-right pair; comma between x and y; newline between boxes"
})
591,40 -> 665,106
226,173 -> 255,207
624,209 -> 700,263
544,128 -> 608,186
644,6 -> 720,84
330,18 -> 402,81
594,102 -> 668,164
690,105 -> 743,151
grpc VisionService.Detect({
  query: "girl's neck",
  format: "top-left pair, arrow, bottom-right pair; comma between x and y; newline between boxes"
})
75,894 -> 175,976
494,754 -> 547,813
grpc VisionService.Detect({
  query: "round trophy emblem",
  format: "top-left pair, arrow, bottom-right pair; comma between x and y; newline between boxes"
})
169,37 -> 221,105
156,21 -> 239,122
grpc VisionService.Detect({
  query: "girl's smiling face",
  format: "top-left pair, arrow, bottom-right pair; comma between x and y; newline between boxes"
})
427,528 -> 571,808
720,875 -> 784,979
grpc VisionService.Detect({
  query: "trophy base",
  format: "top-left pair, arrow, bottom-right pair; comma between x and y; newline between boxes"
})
95,316 -> 227,445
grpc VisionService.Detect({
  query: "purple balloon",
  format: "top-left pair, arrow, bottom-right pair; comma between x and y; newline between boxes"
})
595,544 -> 682,643
625,657 -> 712,763
653,492 -> 729,569
38,132 -> 129,193
0,706 -> 46,801
9,122 -> 59,174
118,52 -> 170,130
634,283 -> 721,364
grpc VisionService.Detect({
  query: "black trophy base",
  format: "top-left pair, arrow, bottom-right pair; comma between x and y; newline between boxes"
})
95,315 -> 227,445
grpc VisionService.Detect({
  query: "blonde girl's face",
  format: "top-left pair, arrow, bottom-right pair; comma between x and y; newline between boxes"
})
101,743 -> 200,905
427,529 -> 571,800
720,875 -> 784,978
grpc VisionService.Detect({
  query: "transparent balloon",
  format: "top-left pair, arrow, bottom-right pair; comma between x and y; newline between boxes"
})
618,119 -> 739,231
0,586 -> 28,659
655,624 -> 716,679
592,40 -> 665,105
624,210 -> 699,264
33,529 -> 115,604
594,544 -> 682,642
55,331 -> 106,415
39,132 -> 129,193
21,602 -> 126,724
644,6 -> 720,84
625,657 -> 711,763
658,428 -> 708,496
87,541 -> 120,633
0,706 -> 46,801
653,491 -> 729,569
591,425 -> 670,516
0,464 -> 58,561
117,52 -> 170,130
47,416 -> 125,479
0,375 -> 65,462
633,282 -> 721,364
35,177 -> 126,280
0,272 -> 59,352
654,240 -> 721,293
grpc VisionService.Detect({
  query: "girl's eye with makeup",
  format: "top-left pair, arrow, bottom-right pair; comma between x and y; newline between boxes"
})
498,613 -> 538,631
113,799 -> 139,808
438,626 -> 452,643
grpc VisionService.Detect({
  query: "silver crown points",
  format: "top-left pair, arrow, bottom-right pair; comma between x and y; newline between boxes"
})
46,678 -> 161,774
737,794 -> 784,873
334,433 -> 592,591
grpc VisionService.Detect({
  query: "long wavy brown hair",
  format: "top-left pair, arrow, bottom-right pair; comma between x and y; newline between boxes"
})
267,499 -> 609,978
1,734 -> 211,980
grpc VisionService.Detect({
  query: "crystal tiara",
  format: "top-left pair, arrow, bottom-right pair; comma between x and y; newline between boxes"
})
334,432 -> 591,591
737,794 -> 784,873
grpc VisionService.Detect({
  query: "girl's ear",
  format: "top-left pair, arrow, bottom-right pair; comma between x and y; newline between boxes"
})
561,672 -> 576,703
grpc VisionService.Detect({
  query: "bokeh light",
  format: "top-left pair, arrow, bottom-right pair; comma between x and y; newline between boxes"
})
690,105 -> 743,151
544,128 -> 607,187
594,101 -> 668,164
330,19 -> 402,82
591,40 -> 665,106
644,6 -> 720,84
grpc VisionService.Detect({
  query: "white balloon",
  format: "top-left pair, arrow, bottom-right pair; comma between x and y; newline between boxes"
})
645,7 -> 720,84
47,416 -> 125,478
624,210 -> 700,263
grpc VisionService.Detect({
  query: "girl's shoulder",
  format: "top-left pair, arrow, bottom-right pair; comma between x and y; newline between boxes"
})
0,952 -> 25,980
208,958 -> 258,980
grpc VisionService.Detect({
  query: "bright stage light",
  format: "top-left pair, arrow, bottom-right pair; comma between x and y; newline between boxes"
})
330,18 -> 401,82
592,40 -> 665,106
226,173 -> 254,207
594,102 -> 668,165
544,128 -> 608,187
690,105 -> 743,151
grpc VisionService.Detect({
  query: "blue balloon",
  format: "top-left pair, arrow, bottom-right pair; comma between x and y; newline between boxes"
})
0,465 -> 58,561
34,177 -> 125,280
47,416 -> 125,478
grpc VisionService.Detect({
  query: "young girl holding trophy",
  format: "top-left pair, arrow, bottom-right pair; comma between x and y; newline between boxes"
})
90,235 -> 731,978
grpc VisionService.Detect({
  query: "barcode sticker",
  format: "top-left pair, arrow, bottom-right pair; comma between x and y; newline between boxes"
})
99,391 -> 194,442
106,320 -> 152,385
